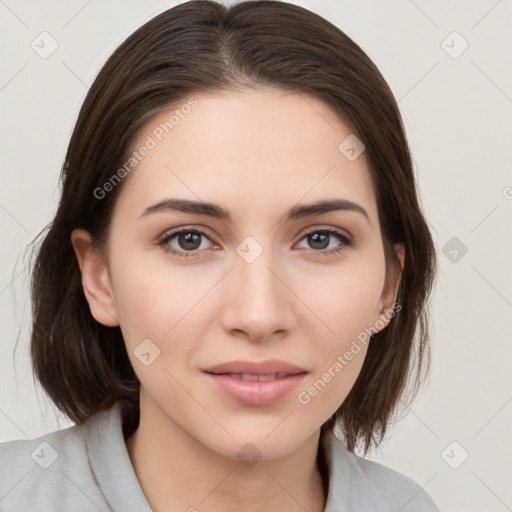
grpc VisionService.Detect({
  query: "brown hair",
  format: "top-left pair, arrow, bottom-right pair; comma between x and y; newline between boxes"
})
26,0 -> 436,459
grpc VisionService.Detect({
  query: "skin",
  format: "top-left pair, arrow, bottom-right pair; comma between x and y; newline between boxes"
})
71,87 -> 404,512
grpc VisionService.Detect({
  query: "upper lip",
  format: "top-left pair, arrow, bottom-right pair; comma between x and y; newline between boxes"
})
203,359 -> 308,376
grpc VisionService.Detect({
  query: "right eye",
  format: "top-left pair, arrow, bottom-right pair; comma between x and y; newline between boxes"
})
158,227 -> 216,257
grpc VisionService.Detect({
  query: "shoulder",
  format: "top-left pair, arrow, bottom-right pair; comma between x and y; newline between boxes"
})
0,419 -> 85,464
324,433 -> 440,512
0,410 -> 112,511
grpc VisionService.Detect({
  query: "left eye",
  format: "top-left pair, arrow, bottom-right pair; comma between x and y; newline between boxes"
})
296,228 -> 353,254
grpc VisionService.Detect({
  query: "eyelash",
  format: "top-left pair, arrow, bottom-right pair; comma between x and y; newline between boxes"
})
158,226 -> 354,258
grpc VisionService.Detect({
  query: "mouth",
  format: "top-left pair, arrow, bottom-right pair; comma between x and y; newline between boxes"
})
213,372 -> 293,381
202,358 -> 308,376
202,359 -> 308,406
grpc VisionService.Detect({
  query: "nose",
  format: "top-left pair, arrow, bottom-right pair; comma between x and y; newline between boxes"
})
219,244 -> 295,343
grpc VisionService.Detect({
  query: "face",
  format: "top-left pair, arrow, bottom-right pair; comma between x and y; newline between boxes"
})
72,88 -> 403,461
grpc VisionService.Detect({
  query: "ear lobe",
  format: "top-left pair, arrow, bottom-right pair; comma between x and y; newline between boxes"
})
70,229 -> 120,327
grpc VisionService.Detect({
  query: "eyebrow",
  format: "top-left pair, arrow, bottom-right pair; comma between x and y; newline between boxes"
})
138,197 -> 371,225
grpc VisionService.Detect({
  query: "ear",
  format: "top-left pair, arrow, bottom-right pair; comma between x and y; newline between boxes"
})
70,229 -> 120,327
373,243 -> 405,331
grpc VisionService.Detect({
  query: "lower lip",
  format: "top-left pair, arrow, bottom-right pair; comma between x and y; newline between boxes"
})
203,372 -> 307,406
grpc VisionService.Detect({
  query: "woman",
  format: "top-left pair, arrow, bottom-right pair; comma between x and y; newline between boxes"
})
0,1 -> 439,510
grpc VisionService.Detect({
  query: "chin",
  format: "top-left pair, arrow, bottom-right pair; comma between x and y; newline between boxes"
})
201,426 -> 314,464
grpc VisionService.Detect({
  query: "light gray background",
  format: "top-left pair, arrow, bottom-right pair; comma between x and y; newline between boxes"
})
1,1 -> 511,510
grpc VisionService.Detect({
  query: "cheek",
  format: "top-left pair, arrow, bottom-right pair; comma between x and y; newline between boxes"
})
294,253 -> 384,410
305,254 -> 385,344
109,248 -> 218,351
110,260 -> 212,395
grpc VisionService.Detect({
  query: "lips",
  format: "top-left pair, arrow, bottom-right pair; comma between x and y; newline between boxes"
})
222,372 -> 289,381
202,359 -> 308,406
202,359 -> 307,376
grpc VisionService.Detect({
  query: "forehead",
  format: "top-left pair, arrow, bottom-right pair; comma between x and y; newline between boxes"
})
114,88 -> 377,223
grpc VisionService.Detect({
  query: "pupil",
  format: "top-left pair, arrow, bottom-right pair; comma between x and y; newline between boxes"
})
180,232 -> 201,250
309,233 -> 328,250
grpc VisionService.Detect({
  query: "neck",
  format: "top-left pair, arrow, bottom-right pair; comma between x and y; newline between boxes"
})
125,399 -> 327,512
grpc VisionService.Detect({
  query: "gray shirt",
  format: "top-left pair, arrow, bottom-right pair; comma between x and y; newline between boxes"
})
0,401 -> 439,511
